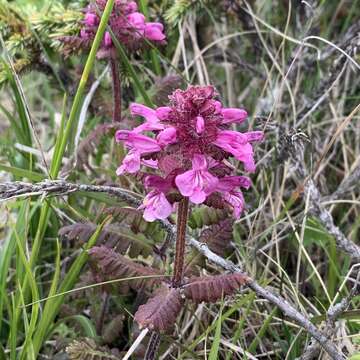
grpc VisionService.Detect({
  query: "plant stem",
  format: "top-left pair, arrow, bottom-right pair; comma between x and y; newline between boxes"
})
110,55 -> 121,122
172,197 -> 189,287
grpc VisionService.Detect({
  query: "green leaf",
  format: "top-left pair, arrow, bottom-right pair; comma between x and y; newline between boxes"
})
349,354 -> 360,360
209,305 -> 223,360
32,216 -> 112,357
0,164 -> 45,182
0,343 -> 6,360
54,315 -> 97,338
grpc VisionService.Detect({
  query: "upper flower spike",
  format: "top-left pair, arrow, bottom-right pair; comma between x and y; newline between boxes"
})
79,0 -> 166,57
115,85 -> 264,221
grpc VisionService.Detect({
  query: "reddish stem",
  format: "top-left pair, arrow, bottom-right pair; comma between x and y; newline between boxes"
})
110,56 -> 121,122
172,197 -> 189,287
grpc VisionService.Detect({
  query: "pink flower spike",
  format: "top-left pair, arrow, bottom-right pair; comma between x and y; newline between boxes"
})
84,13 -> 98,26
104,32 -> 112,47
115,130 -> 161,153
175,155 -> 219,204
144,23 -> 166,41
116,151 -> 141,175
140,190 -> 173,222
196,116 -> 205,134
157,127 -> 177,146
221,108 -> 248,124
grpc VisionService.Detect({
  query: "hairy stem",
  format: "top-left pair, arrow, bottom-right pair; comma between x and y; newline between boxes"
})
172,197 -> 189,287
110,55 -> 121,122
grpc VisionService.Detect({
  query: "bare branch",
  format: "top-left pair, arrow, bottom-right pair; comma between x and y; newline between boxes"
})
305,179 -> 360,261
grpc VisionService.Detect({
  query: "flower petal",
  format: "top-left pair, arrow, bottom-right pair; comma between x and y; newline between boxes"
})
221,108 -> 247,124
157,127 -> 177,146
175,170 -> 196,196
144,23 -> 166,41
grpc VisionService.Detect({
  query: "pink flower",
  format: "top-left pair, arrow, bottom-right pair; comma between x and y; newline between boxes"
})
144,23 -> 166,41
223,191 -> 245,218
84,13 -> 98,26
213,130 -> 256,172
76,0 -> 166,56
116,150 -> 140,175
221,108 -> 247,124
157,127 -> 177,146
139,190 -> 173,222
196,116 -> 205,134
175,155 -> 218,204
104,32 -> 112,47
115,85 -> 263,221
130,103 -> 164,132
115,130 -> 161,153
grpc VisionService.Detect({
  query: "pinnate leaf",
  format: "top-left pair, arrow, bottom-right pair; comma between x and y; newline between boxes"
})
183,273 -> 250,303
134,286 -> 183,331
199,219 -> 234,256
89,245 -> 163,290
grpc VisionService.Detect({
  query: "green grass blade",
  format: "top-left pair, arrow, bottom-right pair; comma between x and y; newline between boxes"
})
248,307 -> 277,354
13,228 -> 39,360
32,216 -> 111,356
0,164 -> 45,182
0,201 -> 30,335
0,343 -> 6,360
53,315 -> 97,338
209,304 -> 223,360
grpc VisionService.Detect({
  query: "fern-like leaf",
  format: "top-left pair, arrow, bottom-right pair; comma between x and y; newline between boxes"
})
183,273 -> 250,303
134,286 -> 183,331
89,246 -> 164,290
59,222 -> 131,254
199,219 -> 234,256
66,338 -> 119,360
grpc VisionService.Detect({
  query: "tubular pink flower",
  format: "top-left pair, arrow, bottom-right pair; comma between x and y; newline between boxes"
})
139,190 -> 173,222
221,108 -> 247,124
144,23 -> 166,41
156,106 -> 172,121
115,130 -> 161,153
216,176 -> 251,192
223,191 -> 245,218
127,12 -> 146,30
130,103 -> 164,132
116,150 -> 141,175
196,116 -> 205,134
104,32 -> 112,47
175,155 -> 218,204
84,13 -> 98,26
157,127 -> 177,146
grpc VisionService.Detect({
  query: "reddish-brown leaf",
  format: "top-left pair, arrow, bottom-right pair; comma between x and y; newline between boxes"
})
199,219 -> 234,256
89,246 -> 164,290
183,273 -> 250,303
59,223 -> 131,254
134,287 -> 183,331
